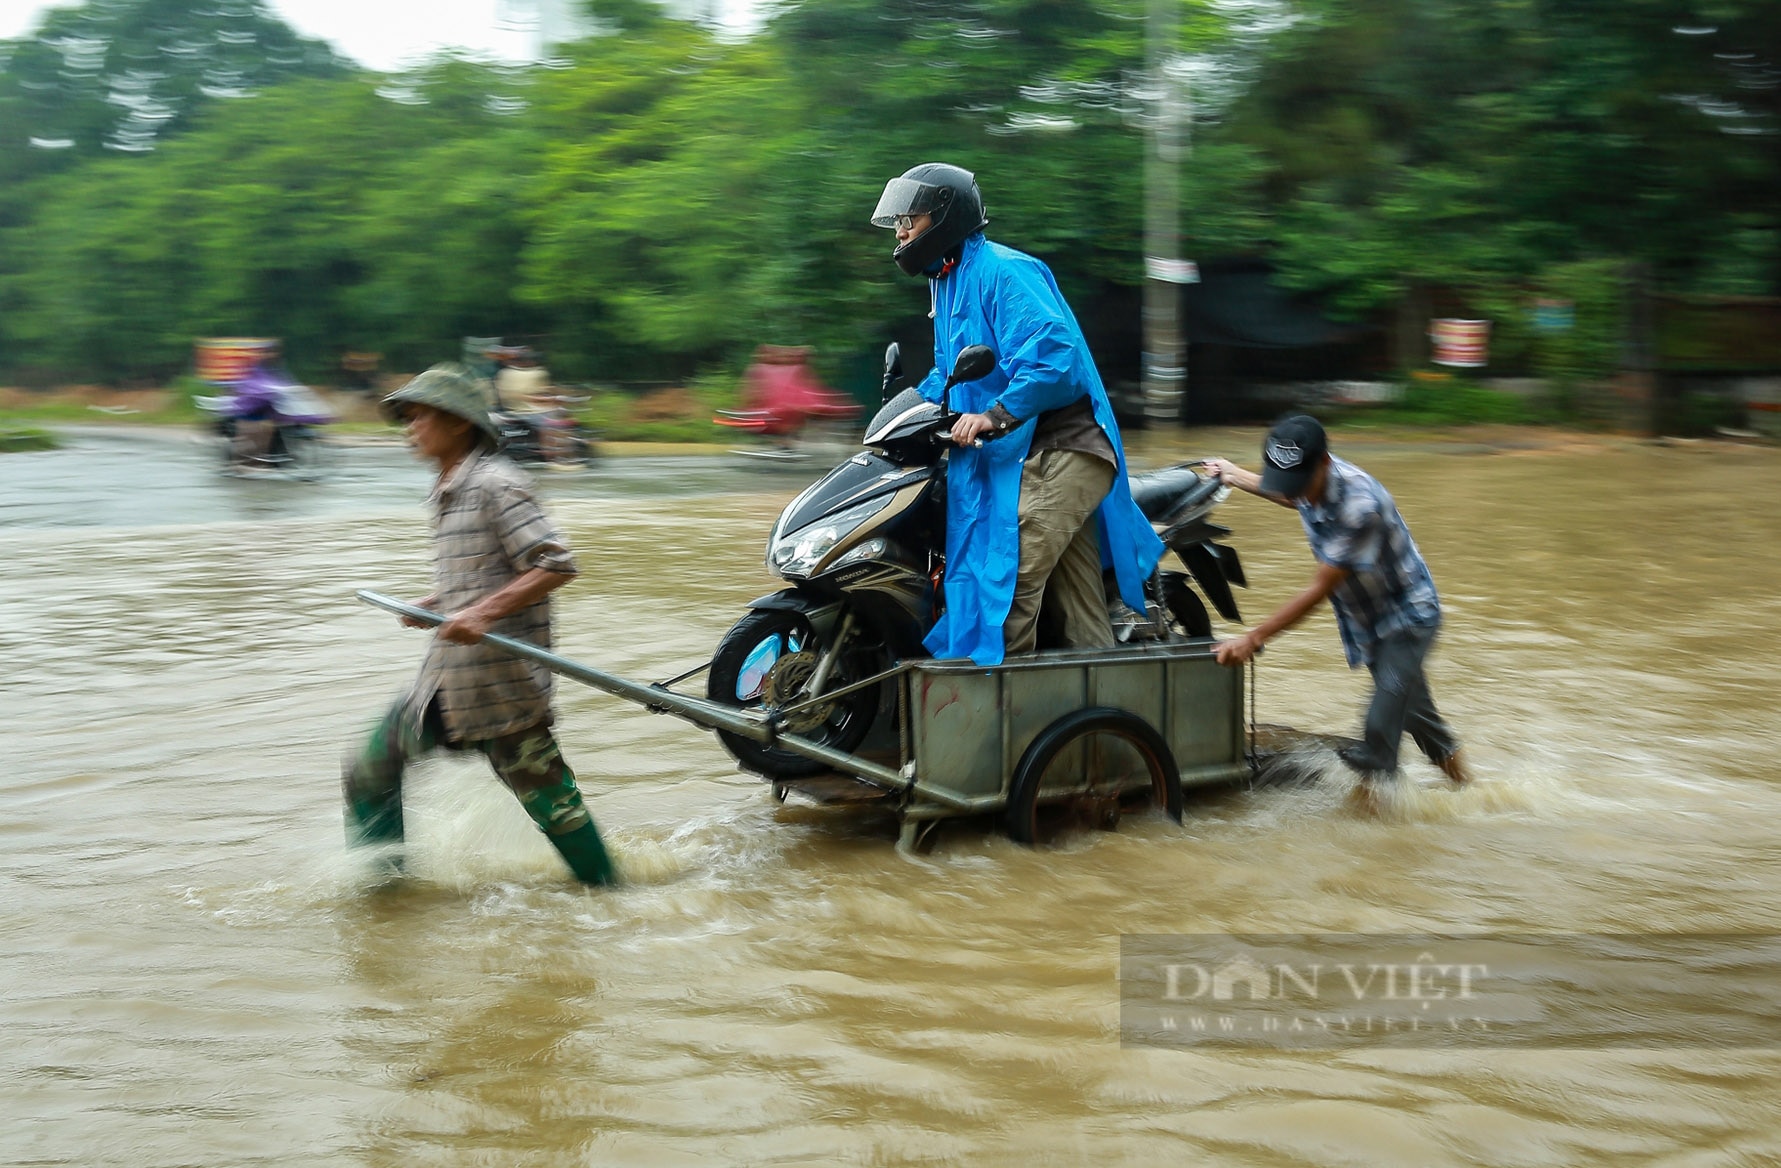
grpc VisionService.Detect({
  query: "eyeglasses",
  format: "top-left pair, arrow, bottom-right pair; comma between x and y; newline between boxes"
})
893,214 -> 926,232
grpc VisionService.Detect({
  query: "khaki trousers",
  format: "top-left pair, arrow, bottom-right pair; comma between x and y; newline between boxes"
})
1004,449 -> 1117,656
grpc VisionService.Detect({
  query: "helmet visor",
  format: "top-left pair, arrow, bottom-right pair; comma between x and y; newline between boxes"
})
870,177 -> 943,228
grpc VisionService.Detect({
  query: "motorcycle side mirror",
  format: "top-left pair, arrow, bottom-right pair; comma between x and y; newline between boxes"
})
938,345 -> 998,432
947,345 -> 996,387
880,342 -> 902,404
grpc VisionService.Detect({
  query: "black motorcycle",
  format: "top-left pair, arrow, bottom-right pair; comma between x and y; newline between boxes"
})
490,390 -> 600,466
705,343 -> 1247,779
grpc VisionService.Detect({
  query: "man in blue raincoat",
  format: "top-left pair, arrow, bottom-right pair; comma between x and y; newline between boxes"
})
872,163 -> 1163,667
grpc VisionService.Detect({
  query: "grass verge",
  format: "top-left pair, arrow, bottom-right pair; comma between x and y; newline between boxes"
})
0,426 -> 59,453
0,378 -> 209,427
1324,378 -> 1547,430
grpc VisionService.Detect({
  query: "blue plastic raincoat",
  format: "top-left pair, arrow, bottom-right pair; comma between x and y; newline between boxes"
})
916,233 -> 1163,666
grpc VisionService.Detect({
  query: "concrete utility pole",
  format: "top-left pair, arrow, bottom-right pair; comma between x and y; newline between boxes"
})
1142,0 -> 1195,428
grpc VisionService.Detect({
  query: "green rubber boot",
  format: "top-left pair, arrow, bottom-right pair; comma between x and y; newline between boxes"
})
548,820 -> 618,886
344,782 -> 405,846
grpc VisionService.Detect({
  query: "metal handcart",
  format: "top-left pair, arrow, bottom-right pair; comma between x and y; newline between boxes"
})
358,591 -> 1253,850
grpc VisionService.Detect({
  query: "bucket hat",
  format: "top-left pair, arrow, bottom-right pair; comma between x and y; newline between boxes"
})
381,363 -> 500,446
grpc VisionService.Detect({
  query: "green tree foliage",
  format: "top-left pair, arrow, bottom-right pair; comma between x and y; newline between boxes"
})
0,0 -> 1775,389
520,0 -> 1166,378
2,62 -> 534,379
0,0 -> 344,176
1220,0 -> 1780,317
519,20 -> 799,374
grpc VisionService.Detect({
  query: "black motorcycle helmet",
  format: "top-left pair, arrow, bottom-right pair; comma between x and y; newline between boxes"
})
871,163 -> 990,278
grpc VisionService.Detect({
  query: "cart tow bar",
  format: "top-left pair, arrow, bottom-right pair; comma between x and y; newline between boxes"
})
354,589 -> 961,804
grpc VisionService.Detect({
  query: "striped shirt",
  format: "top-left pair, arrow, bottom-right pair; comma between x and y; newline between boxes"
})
1297,456 -> 1440,667
404,450 -> 577,742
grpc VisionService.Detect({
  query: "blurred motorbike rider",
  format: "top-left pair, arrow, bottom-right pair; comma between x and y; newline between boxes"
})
872,162 -> 1162,666
228,345 -> 284,468
494,345 -> 551,409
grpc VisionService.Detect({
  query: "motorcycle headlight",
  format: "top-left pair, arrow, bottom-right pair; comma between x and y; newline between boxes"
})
830,537 -> 888,570
768,497 -> 891,579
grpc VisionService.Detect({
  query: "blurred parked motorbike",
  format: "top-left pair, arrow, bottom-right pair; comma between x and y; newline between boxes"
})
490,391 -> 601,466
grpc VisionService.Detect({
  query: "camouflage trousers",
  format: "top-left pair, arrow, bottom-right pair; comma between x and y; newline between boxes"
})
342,699 -> 615,885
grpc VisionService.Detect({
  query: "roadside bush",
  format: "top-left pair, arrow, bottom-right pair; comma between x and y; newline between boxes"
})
579,371 -> 737,443
1334,375 -> 1539,426
1532,260 -> 1627,422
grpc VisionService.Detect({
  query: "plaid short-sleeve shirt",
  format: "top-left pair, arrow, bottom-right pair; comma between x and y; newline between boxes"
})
1297,456 -> 1440,667
404,450 -> 577,741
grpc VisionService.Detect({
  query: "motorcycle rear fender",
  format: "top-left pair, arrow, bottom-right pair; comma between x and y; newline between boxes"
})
1212,539 -> 1247,588
1164,523 -> 1245,585
1160,516 -> 1229,547
1176,542 -> 1246,622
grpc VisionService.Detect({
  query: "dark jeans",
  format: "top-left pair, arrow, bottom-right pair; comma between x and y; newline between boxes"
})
1348,623 -> 1460,776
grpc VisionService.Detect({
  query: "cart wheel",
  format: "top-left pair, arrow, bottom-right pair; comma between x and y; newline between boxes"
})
1004,707 -> 1183,847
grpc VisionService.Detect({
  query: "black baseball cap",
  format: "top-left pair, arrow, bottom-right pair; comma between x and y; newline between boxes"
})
1259,414 -> 1329,498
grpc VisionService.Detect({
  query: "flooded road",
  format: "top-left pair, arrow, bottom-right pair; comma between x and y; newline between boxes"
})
4,426 -> 1779,1165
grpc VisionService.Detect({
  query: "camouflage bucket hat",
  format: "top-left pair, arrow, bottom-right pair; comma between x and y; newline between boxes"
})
380,362 -> 500,445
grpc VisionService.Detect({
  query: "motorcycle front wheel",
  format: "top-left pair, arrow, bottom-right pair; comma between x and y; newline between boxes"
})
208,416 -> 237,470
706,607 -> 879,778
551,426 -> 597,466
570,425 -> 599,465
279,426 -> 332,480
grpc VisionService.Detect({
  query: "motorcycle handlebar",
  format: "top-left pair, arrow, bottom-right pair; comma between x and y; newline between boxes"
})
933,411 -> 1000,449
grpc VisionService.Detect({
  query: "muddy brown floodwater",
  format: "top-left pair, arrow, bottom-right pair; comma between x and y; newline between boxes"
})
3,426 -> 1779,1165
